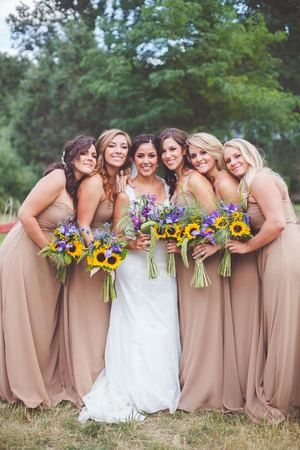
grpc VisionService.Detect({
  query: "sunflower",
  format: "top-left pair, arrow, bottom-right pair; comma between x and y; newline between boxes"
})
49,240 -> 59,252
104,253 -> 122,270
153,224 -> 167,239
165,224 -> 180,239
184,223 -> 200,240
215,216 -> 228,229
229,221 -> 251,237
176,226 -> 185,243
67,240 -> 84,258
232,212 -> 244,221
88,248 -> 107,267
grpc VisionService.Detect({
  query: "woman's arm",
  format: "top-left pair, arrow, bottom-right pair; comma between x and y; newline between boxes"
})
77,174 -> 105,244
217,174 -> 239,203
113,193 -> 150,251
188,171 -> 216,213
18,170 -> 66,249
227,173 -> 286,254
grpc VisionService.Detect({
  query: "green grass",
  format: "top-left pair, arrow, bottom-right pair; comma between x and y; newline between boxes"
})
1,402 -> 300,450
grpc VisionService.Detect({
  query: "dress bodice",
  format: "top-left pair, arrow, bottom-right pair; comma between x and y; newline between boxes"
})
91,198 -> 114,229
172,173 -> 196,207
124,178 -> 170,204
37,201 -> 74,232
247,187 -> 298,231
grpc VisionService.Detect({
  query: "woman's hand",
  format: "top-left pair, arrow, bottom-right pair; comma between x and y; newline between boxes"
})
127,232 -> 150,251
165,240 -> 180,254
116,170 -> 129,193
192,243 -> 220,261
226,240 -> 250,254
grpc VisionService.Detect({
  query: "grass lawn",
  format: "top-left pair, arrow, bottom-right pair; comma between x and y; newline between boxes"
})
1,401 -> 300,450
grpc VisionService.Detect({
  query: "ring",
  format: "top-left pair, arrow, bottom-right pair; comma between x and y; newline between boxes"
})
201,251 -> 205,256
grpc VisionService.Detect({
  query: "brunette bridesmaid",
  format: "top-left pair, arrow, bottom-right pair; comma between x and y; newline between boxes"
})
186,132 -> 261,413
0,136 -> 97,407
223,138 -> 300,422
60,129 -> 131,406
159,128 -> 241,412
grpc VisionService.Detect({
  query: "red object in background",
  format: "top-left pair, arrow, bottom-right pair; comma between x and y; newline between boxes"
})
0,221 -> 16,233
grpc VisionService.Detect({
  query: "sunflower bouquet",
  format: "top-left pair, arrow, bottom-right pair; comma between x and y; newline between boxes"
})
150,204 -> 185,276
177,204 -> 215,288
84,223 -> 127,302
119,194 -> 159,279
206,202 -> 252,277
40,219 -> 84,284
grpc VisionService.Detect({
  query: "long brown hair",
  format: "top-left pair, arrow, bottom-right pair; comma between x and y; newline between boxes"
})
97,129 -> 131,201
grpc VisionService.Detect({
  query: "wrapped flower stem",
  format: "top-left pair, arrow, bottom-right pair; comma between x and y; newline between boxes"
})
191,257 -> 211,288
219,248 -> 231,277
167,252 -> 176,277
147,227 -> 159,279
103,272 -> 117,303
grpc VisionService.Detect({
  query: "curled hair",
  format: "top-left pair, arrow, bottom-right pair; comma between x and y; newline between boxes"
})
223,138 -> 265,202
97,129 -> 131,201
44,135 -> 97,210
187,132 -> 224,170
130,134 -> 160,160
158,128 -> 191,198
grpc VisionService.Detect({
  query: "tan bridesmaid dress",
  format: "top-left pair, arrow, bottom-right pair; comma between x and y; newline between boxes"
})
174,182 -> 242,412
0,201 -> 73,407
60,199 -> 113,406
246,180 -> 300,421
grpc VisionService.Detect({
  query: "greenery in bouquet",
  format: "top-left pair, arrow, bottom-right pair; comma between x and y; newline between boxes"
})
39,219 -> 84,284
206,202 -> 252,277
151,204 -> 185,276
119,194 -> 159,279
177,204 -> 214,288
83,223 -> 127,303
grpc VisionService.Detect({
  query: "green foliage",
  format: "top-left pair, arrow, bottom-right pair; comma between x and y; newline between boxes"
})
0,128 -> 37,208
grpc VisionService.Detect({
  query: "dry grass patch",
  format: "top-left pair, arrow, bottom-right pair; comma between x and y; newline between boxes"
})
1,401 -> 300,450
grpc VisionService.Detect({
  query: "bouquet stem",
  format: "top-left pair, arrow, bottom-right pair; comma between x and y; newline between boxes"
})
191,258 -> 211,288
56,265 -> 67,284
103,272 -> 117,303
219,248 -> 231,277
147,252 -> 159,279
167,252 -> 176,277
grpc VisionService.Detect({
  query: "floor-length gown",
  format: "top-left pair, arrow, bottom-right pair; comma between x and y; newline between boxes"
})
60,199 -> 112,406
79,184 -> 181,423
0,201 -> 73,407
174,181 -> 242,412
246,178 -> 300,421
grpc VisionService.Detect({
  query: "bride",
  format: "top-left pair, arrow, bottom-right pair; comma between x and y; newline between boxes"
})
79,134 -> 181,423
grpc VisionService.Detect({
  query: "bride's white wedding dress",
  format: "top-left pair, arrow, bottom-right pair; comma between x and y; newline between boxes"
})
79,183 -> 181,423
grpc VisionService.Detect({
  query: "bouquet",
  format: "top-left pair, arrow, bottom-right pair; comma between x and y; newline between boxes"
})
83,223 -> 127,302
119,194 -> 159,279
40,219 -> 84,284
151,204 -> 185,276
178,204 -> 214,288
206,202 -> 252,277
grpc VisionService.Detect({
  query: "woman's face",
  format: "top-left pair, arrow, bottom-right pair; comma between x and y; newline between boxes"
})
104,133 -> 129,169
134,142 -> 158,177
188,144 -> 216,175
74,144 -> 98,179
223,146 -> 250,178
160,137 -> 185,172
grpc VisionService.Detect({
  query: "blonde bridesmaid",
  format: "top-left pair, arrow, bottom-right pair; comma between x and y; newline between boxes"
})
186,132 -> 261,413
223,138 -> 300,422
60,129 -> 131,406
159,128 -> 241,411
0,136 -> 97,407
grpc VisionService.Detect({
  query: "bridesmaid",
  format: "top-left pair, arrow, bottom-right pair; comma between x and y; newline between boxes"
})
61,129 -> 131,406
223,138 -> 300,421
0,135 -> 98,407
158,128 -> 241,412
186,132 -> 261,413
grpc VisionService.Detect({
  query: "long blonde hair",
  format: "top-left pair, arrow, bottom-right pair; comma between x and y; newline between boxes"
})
187,132 -> 224,170
97,128 -> 131,201
223,138 -> 265,201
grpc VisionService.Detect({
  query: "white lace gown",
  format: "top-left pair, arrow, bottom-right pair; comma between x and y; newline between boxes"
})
79,184 -> 181,423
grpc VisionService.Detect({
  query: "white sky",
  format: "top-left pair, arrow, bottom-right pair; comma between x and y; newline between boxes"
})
0,0 -> 34,54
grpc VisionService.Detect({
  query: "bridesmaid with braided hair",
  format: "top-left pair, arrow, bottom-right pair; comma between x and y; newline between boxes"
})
60,129 -> 131,406
0,135 -> 98,407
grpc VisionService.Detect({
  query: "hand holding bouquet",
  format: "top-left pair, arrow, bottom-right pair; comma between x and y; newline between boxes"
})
84,223 -> 127,302
40,219 -> 84,284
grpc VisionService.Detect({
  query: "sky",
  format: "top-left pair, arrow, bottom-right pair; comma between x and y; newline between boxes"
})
0,0 -> 34,54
